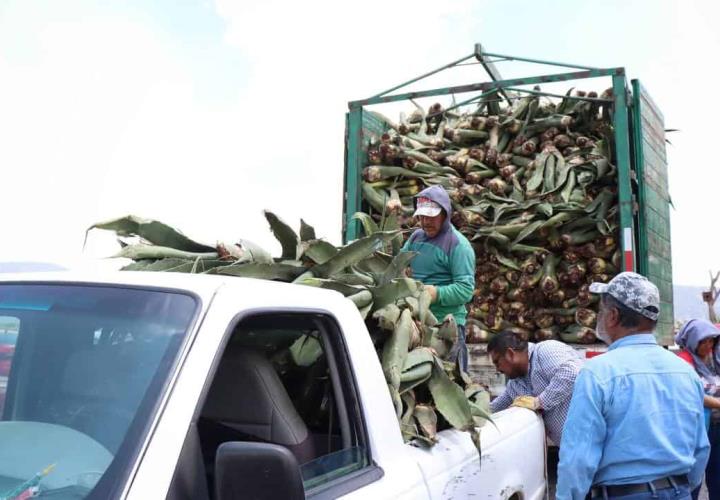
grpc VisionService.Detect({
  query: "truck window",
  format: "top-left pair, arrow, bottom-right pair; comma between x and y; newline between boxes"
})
0,316 -> 19,416
0,284 -> 197,500
183,312 -> 378,499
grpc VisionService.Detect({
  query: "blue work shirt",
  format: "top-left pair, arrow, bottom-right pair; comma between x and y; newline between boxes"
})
556,333 -> 710,500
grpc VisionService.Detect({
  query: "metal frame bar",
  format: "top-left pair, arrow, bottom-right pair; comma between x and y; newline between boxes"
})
631,80 -> 648,276
612,74 -> 635,272
344,108 -> 364,239
349,68 -> 624,109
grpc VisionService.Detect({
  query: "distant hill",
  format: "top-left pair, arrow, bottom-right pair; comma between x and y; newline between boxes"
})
0,262 -> 66,273
673,285 -> 720,323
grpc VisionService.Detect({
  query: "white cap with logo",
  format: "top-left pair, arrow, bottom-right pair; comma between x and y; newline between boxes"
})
413,197 -> 443,217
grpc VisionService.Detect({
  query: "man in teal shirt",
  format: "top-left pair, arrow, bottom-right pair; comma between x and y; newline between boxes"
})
557,272 -> 709,499
401,185 -> 475,371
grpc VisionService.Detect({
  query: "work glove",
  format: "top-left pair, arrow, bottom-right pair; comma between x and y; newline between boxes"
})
511,395 -> 541,411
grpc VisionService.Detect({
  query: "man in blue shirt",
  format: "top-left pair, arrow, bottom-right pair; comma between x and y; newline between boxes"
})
557,272 -> 710,500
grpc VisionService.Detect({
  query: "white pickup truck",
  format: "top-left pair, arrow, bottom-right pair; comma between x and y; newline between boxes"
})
0,272 -> 546,500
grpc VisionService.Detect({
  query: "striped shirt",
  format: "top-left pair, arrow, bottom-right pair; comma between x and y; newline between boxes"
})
490,341 -> 582,445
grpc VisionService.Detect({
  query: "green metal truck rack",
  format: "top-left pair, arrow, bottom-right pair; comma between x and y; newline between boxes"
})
342,44 -> 674,344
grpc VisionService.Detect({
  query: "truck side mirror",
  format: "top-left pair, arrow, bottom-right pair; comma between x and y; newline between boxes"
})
215,441 -> 305,500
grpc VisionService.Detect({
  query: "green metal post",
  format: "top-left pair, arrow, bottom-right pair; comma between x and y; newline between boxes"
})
344,108 -> 363,243
612,74 -> 635,272
631,81 -> 648,276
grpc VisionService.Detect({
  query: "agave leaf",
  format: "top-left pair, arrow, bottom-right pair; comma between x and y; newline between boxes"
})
403,347 -> 435,372
145,258 -> 195,272
382,309 -> 413,391
437,315 -> 459,343
399,364 -> 433,394
526,154 -> 546,192
512,220 -> 544,245
295,277 -> 365,296
400,390 -> 417,433
347,290 -> 373,308
210,263 -> 305,281
352,212 -> 380,237
334,271 -> 375,286
413,404 -> 439,443
234,239 -> 274,265
355,253 -> 393,275
121,259 -> 156,271
87,215 -> 214,252
309,231 -> 400,279
379,251 -> 416,286
428,358 -> 475,432
290,334 -> 323,367
299,219 -> 316,242
371,278 -> 419,311
264,211 -> 301,260
490,247 -> 521,271
418,290 -> 433,325
536,202 -> 554,217
302,240 -> 338,265
372,303 -> 402,331
114,245 -> 218,261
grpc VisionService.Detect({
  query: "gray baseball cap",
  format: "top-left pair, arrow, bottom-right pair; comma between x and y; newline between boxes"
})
589,272 -> 660,321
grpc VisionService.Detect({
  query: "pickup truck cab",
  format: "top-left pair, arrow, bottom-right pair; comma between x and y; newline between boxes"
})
0,272 -> 546,499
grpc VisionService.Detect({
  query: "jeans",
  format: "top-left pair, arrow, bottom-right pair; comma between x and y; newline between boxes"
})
707,421 -> 720,500
449,324 -> 469,372
594,484 -> 690,500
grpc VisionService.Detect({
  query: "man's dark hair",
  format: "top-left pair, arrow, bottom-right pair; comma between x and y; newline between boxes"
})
487,331 -> 528,355
602,294 -> 657,328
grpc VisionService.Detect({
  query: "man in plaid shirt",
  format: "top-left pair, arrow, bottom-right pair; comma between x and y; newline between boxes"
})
488,331 -> 582,445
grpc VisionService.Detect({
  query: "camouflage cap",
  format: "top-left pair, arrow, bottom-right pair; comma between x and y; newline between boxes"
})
589,272 -> 660,321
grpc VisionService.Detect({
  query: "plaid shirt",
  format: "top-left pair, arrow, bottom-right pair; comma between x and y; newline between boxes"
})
490,341 -> 582,445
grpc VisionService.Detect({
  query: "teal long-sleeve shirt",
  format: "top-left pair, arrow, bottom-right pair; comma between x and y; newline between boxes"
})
401,226 -> 475,325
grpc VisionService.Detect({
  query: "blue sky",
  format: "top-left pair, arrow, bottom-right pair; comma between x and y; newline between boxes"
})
0,0 -> 716,286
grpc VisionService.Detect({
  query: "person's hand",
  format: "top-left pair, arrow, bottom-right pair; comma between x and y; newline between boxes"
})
511,396 -> 541,411
425,285 -> 438,303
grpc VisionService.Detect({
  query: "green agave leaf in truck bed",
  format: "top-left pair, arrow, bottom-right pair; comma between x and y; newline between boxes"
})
210,263 -> 306,281
290,335 -> 323,367
87,215 -> 214,253
308,231 -> 400,279
399,347 -> 434,394
413,404 -> 439,443
121,259 -> 156,271
295,277 -> 366,297
354,252 -> 393,275
114,245 -> 218,261
382,309 -> 413,391
372,303 -> 402,331
299,219 -> 316,242
125,258 -> 233,274
352,212 -> 380,238
264,211 -> 302,260
301,240 -> 338,265
428,358 -> 475,433
371,278 -> 419,311
379,252 -> 416,286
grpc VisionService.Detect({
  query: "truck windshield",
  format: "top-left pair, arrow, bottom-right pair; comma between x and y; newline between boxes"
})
0,284 -> 197,500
